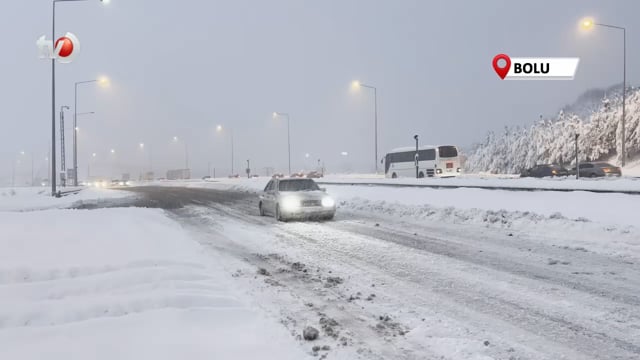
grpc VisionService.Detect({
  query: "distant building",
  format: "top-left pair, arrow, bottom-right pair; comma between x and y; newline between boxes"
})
166,169 -> 191,180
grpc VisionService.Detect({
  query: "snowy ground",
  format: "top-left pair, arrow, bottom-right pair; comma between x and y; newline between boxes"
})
0,186 -> 134,211
0,191 -> 308,360
318,173 -> 640,193
2,180 -> 639,359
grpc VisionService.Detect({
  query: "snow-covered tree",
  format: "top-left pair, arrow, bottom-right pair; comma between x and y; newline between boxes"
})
466,86 -> 640,173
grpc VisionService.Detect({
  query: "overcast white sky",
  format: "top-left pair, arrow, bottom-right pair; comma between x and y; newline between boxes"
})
1,0 -> 638,183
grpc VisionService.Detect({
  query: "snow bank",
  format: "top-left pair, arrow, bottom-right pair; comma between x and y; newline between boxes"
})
0,207 -> 307,360
318,175 -> 640,193
0,187 -> 133,212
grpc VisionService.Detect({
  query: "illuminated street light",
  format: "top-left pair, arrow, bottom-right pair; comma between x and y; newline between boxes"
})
216,125 -> 235,175
272,112 -> 291,174
351,80 -> 379,173
580,17 -> 594,30
580,16 -> 627,166
170,136 -> 189,170
74,76 -> 107,186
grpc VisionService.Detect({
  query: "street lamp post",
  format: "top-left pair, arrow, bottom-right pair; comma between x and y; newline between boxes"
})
414,135 -> 419,179
172,136 -> 189,170
581,18 -> 627,166
52,0 -> 108,196
74,77 -> 107,186
216,125 -> 234,175
73,111 -> 94,185
59,105 -> 69,186
575,133 -> 580,179
352,81 -> 379,173
272,112 -> 291,174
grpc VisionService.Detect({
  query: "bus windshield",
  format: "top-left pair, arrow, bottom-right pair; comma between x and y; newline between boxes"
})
438,146 -> 458,158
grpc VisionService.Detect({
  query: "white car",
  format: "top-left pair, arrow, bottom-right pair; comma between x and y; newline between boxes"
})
259,178 -> 336,221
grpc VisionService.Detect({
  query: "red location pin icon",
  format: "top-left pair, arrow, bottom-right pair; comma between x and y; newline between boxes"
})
492,54 -> 511,80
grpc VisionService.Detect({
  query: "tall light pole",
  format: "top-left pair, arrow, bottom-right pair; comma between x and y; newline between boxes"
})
59,105 -> 69,186
172,136 -> 189,170
581,17 -> 627,166
74,77 -> 108,186
52,0 -> 108,195
414,135 -> 419,179
73,111 -> 95,185
216,125 -> 234,175
352,81 -> 379,173
272,112 -> 291,174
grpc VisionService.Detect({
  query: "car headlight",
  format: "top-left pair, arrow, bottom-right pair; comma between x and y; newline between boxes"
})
457,168 -> 461,173
321,197 -> 335,208
436,169 -> 443,174
281,197 -> 300,212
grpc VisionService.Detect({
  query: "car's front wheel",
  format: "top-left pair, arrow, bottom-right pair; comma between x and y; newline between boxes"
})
275,204 -> 284,221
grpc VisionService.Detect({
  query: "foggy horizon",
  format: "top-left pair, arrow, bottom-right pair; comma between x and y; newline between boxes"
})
2,0 -> 639,183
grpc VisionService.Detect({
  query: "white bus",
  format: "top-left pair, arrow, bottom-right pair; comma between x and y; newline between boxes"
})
384,145 -> 462,178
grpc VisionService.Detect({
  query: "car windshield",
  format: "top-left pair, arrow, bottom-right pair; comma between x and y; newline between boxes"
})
596,163 -> 615,168
278,179 -> 320,191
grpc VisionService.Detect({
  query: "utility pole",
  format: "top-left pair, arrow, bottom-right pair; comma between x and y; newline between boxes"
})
246,159 -> 251,178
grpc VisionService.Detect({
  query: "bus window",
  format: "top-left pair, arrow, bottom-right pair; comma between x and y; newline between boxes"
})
438,146 -> 458,158
418,149 -> 436,161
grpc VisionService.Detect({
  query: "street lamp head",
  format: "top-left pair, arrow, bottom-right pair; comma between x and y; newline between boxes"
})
216,125 -> 223,132
272,112 -> 278,118
351,80 -> 361,89
580,17 -> 595,30
97,76 -> 110,87
100,0 -> 111,5
139,143 -> 144,149
110,149 -> 115,154
173,136 -> 178,141
92,153 -> 97,157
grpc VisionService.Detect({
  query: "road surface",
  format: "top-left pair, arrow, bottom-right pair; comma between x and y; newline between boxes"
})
111,186 -> 640,360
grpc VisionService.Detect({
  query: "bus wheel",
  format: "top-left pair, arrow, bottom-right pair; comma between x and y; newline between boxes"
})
391,173 -> 398,179
418,172 -> 425,178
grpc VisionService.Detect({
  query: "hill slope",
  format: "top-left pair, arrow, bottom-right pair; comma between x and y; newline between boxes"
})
466,87 -> 640,174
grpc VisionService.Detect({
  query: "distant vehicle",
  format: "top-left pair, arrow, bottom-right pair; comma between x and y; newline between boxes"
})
251,174 -> 260,178
305,171 -> 323,178
202,176 -> 211,180
111,179 -> 130,186
259,178 -> 336,221
384,145 -> 461,178
521,164 -> 569,178
572,162 -> 622,178
228,174 -> 240,178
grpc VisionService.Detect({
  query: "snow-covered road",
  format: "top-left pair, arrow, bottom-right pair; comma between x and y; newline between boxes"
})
2,183 -> 639,359
124,185 -> 640,359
